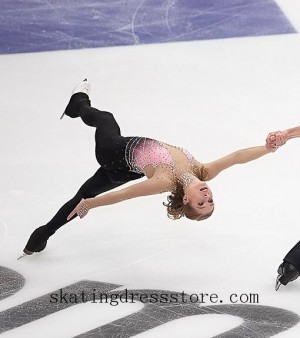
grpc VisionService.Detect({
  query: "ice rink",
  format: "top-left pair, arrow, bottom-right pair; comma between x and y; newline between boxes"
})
1,1 -> 300,337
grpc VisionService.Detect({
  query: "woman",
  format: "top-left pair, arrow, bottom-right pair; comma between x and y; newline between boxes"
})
19,79 -> 299,258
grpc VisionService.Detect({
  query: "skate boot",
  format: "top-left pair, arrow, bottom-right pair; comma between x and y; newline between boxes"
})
275,262 -> 300,290
60,79 -> 91,119
17,225 -> 54,260
275,240 -> 300,290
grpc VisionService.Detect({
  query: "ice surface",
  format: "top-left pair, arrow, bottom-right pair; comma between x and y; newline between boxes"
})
0,0 -> 296,54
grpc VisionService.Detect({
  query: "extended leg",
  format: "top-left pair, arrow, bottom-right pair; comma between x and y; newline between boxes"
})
63,83 -> 122,138
66,91 -> 130,171
22,168 -> 126,256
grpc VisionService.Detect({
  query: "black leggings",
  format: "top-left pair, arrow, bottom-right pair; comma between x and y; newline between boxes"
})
24,94 -> 143,252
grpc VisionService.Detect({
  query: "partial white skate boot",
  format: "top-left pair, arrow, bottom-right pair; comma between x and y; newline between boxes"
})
72,78 -> 91,96
60,79 -> 91,119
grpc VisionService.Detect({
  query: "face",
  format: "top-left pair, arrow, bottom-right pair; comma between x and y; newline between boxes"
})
182,181 -> 214,217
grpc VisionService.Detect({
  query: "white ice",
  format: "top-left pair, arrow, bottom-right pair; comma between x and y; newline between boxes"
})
1,0 -> 300,337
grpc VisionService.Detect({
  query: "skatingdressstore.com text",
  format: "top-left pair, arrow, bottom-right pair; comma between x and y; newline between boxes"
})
49,289 -> 260,306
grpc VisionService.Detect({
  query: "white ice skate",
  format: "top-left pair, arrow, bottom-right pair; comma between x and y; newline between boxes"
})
72,78 -> 90,96
60,79 -> 91,120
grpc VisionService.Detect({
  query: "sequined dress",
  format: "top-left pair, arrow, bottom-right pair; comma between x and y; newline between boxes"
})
125,137 -> 197,176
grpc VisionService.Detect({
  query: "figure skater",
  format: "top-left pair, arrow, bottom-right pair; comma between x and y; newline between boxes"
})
18,79 -> 300,258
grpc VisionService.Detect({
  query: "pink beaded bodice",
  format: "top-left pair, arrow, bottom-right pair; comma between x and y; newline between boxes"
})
125,137 -> 196,175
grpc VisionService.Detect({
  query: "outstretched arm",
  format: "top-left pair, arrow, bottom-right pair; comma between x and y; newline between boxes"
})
204,125 -> 300,181
67,175 -> 170,220
204,145 -> 273,180
89,176 -> 169,208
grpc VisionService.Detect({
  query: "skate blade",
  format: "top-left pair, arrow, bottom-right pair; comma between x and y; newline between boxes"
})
17,253 -> 28,260
275,275 -> 282,291
60,112 -> 65,120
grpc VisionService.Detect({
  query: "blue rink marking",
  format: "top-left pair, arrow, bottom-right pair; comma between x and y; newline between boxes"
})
0,0 -> 296,54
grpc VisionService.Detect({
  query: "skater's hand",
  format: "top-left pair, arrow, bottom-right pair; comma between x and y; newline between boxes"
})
266,130 -> 288,151
67,199 -> 90,220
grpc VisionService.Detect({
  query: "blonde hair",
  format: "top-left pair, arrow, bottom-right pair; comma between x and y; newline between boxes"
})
163,165 -> 212,221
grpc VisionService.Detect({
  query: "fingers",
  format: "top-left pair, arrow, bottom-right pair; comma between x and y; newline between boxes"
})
67,199 -> 89,221
67,199 -> 83,221
266,144 -> 277,152
276,131 -> 288,146
266,134 -> 277,151
266,131 -> 288,151
67,209 -> 77,221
